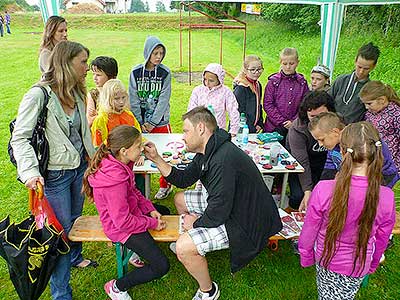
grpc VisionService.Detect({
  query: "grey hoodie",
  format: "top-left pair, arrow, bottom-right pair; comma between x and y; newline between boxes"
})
129,36 -> 171,127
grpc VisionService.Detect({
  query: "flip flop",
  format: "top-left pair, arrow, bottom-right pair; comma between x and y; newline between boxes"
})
73,259 -> 98,269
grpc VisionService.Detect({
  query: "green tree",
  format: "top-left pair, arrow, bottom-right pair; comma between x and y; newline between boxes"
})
129,0 -> 146,13
156,1 -> 166,12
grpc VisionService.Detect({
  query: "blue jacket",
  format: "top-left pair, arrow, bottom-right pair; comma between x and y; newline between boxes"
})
320,142 -> 400,188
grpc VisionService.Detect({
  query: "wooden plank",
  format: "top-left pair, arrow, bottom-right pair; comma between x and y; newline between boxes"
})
69,215 -> 181,242
70,211 -> 400,244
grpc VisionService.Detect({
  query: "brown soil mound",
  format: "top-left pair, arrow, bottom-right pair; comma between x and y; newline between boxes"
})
67,3 -> 104,14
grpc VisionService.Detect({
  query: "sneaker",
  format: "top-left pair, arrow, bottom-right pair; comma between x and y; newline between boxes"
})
192,282 -> 220,300
104,279 -> 132,300
154,186 -> 172,200
379,253 -> 385,264
386,237 -> 394,249
128,252 -> 145,268
291,239 -> 300,256
169,242 -> 177,254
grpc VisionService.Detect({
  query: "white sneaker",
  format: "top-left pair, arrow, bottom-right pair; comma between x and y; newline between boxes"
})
169,242 -> 177,254
379,253 -> 385,264
192,282 -> 220,300
104,279 -> 132,300
154,186 -> 172,200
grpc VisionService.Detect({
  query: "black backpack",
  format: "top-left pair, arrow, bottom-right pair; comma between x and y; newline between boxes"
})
8,86 -> 50,178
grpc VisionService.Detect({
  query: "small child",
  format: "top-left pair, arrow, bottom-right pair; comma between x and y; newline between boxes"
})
129,36 -> 172,199
233,55 -> 264,133
299,122 -> 396,300
83,125 -> 170,300
188,63 -> 240,135
91,79 -> 142,151
86,56 -> 118,127
308,112 -> 399,203
310,64 -> 331,91
360,80 -> 400,172
263,47 -> 309,140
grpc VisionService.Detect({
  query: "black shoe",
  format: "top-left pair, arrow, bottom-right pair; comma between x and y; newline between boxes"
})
291,239 -> 300,255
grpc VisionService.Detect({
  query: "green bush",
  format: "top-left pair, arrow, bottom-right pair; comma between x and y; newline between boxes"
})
261,4 -> 320,34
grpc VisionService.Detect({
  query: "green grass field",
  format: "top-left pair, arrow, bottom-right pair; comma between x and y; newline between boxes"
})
0,12 -> 399,300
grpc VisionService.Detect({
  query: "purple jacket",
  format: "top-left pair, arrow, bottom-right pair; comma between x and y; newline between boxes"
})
299,176 -> 395,277
88,155 -> 157,243
263,71 -> 309,132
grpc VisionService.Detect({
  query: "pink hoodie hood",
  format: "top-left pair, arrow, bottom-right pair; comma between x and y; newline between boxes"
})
203,63 -> 225,88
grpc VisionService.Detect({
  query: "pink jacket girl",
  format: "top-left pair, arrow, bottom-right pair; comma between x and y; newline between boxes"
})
188,63 -> 240,134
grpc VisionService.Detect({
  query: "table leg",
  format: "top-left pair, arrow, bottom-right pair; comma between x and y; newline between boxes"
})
145,174 -> 151,199
280,173 -> 289,208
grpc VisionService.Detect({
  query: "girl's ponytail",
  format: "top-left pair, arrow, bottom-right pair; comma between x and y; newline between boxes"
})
82,143 -> 110,201
321,149 -> 353,268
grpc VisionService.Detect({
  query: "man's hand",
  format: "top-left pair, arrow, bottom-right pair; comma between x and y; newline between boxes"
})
183,213 -> 199,231
256,125 -> 263,133
144,141 -> 161,162
144,141 -> 173,177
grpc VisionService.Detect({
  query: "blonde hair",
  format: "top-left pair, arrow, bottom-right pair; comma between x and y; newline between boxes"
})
235,55 -> 263,94
280,48 -> 299,60
308,112 -> 345,133
359,80 -> 400,106
98,79 -> 129,113
41,40 -> 88,109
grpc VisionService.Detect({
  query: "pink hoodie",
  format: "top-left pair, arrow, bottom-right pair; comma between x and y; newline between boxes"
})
88,154 -> 158,243
299,176 -> 396,277
188,63 -> 240,134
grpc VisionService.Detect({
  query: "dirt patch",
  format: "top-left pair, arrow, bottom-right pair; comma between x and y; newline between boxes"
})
173,71 -> 203,84
67,4 -> 104,14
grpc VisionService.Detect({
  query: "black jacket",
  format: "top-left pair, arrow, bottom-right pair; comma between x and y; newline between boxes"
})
166,128 -> 282,273
233,83 -> 264,133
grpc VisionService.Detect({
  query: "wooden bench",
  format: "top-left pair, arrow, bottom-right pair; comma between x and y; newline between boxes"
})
69,215 -> 180,278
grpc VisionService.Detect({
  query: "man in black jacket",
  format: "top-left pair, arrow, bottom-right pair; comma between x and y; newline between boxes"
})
144,106 -> 281,300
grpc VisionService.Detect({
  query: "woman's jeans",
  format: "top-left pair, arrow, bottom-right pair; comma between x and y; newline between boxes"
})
45,161 -> 87,300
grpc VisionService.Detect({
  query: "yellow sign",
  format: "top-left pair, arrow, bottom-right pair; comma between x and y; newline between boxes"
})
241,3 -> 261,15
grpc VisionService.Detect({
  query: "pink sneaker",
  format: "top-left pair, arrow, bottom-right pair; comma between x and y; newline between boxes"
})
129,254 -> 145,268
104,279 -> 132,300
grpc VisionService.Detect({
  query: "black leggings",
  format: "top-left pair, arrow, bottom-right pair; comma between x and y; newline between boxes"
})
116,231 -> 170,292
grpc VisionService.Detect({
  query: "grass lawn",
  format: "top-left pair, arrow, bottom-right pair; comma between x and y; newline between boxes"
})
0,12 -> 399,300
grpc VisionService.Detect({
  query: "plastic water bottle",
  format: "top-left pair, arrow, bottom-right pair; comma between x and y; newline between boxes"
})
207,105 -> 216,116
242,124 -> 249,145
236,113 -> 247,143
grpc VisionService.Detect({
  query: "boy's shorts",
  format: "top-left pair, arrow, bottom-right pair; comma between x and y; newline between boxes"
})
184,189 -> 229,256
